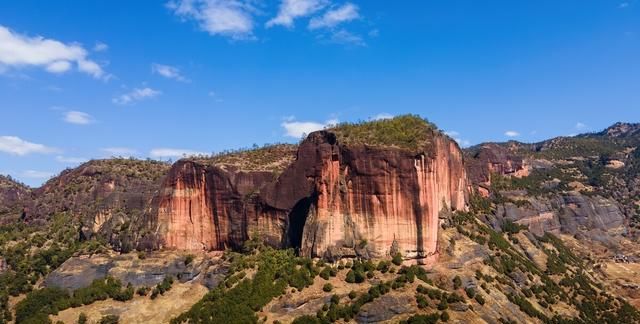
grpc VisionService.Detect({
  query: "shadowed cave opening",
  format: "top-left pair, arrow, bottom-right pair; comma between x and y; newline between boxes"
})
287,196 -> 313,252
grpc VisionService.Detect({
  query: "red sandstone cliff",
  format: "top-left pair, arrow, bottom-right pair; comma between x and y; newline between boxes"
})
153,120 -> 468,263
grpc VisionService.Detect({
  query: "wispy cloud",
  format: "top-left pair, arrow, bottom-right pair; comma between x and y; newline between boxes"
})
575,122 -> 587,130
22,170 -> 54,179
267,0 -> 328,28
445,131 -> 471,147
371,113 -> 393,120
56,156 -> 87,164
150,148 -> 208,159
63,111 -> 94,125
0,136 -> 59,156
101,147 -> 138,157
619,2 -> 630,8
112,87 -> 161,105
324,29 -> 365,46
281,117 -> 338,138
308,3 -> 360,30
504,131 -> 520,137
93,41 -> 108,52
0,25 -> 108,79
152,63 -> 189,82
167,0 -> 256,40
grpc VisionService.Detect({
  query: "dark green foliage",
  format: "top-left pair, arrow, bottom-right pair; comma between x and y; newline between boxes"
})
501,219 -> 527,234
136,286 -> 149,296
322,283 -> 333,292
452,276 -> 462,290
77,313 -> 88,324
440,311 -> 450,322
292,315 -> 321,324
15,287 -> 70,323
98,315 -> 119,324
329,114 -> 438,151
172,243 -> 319,324
401,313 -> 440,324
475,294 -> 486,306
465,287 -> 476,299
348,291 -> 357,300
14,276 -> 134,324
151,276 -> 174,299
437,298 -> 448,310
184,254 -> 195,266
392,252 -> 403,266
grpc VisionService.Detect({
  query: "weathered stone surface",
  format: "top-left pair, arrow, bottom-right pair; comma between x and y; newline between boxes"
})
153,129 -> 468,263
495,193 -> 626,240
465,143 -> 525,187
0,175 -> 30,218
356,294 -> 416,323
44,252 -> 225,290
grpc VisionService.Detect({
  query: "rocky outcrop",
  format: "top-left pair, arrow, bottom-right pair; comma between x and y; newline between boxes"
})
153,126 -> 468,264
465,143 -> 527,192
491,192 -> 626,245
154,161 -> 283,251
0,175 -> 30,218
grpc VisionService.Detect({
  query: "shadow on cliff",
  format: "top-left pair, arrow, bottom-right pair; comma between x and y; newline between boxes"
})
287,196 -> 315,253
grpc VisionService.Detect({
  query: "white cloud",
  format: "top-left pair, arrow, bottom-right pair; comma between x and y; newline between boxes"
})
309,3 -> 360,30
445,131 -> 471,147
22,170 -> 54,179
575,122 -> 587,130
56,156 -> 87,164
0,136 -> 58,156
504,131 -> 520,137
63,111 -> 94,125
167,0 -> 256,40
45,60 -> 72,73
281,117 -> 338,138
619,2 -> 629,8
371,113 -> 394,120
0,25 -> 108,79
267,0 -> 328,28
93,42 -> 108,52
112,87 -> 161,105
150,148 -> 208,159
101,147 -> 138,157
326,29 -> 365,46
152,63 -> 189,82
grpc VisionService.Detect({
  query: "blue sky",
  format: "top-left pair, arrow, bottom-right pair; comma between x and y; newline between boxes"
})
1,0 -> 639,186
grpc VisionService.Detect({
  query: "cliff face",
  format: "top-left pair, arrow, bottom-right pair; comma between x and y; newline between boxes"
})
154,125 -> 468,263
154,161 -> 284,251
0,175 -> 30,217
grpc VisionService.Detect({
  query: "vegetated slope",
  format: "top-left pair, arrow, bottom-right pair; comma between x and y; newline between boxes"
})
0,175 -> 30,216
170,212 -> 640,324
16,159 -> 171,252
464,121 -> 640,310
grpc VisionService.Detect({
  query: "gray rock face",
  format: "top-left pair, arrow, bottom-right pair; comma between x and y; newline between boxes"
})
44,252 -> 226,290
495,192 -> 626,243
357,295 -> 416,323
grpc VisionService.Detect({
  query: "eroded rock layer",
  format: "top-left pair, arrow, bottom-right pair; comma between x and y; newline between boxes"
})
154,129 -> 468,263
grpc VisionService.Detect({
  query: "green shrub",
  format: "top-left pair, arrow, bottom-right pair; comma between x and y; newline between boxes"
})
453,276 -> 462,290
465,287 -> 476,299
441,311 -> 450,322
77,313 -> 88,324
323,283 -> 333,292
98,314 -> 119,324
184,254 -> 195,266
392,253 -> 403,266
